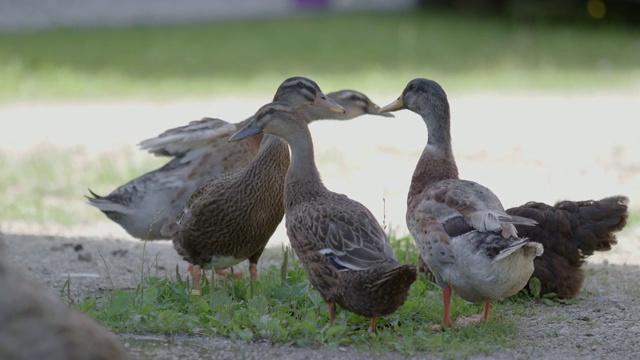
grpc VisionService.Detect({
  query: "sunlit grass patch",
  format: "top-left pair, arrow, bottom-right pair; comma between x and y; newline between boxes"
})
0,145 -> 165,226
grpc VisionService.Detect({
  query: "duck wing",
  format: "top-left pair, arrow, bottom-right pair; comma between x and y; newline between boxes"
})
138,118 -> 238,158
419,179 -> 537,237
288,194 -> 396,272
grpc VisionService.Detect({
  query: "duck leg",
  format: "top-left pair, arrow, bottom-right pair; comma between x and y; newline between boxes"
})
482,302 -> 490,320
368,317 -> 377,334
327,301 -> 336,326
432,285 -> 454,332
247,247 -> 265,281
188,264 -> 203,296
248,263 -> 258,282
456,302 -> 491,327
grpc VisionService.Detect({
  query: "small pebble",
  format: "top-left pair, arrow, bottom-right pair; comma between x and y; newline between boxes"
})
78,251 -> 92,262
628,326 -> 640,333
111,249 -> 128,257
613,302 -> 626,311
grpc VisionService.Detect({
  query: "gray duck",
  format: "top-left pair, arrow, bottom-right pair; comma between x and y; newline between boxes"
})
418,195 -> 629,299
87,87 -> 392,240
229,102 -> 417,333
0,238 -> 130,360
163,77 -> 346,291
380,78 -> 543,330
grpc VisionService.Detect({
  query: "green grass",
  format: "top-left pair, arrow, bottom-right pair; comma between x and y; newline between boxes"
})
75,238 -> 532,358
0,145 -> 165,226
1,10 -> 639,101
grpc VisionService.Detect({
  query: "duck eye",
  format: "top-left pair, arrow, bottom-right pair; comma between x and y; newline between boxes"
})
297,82 -> 304,89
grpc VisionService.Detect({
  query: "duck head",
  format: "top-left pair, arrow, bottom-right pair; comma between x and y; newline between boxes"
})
379,78 -> 450,118
274,76 -> 346,113
327,90 -> 394,118
229,102 -> 305,142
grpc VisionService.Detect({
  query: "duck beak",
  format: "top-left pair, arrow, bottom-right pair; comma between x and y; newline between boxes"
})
314,91 -> 346,113
367,103 -> 395,118
379,97 -> 405,113
229,121 -> 263,142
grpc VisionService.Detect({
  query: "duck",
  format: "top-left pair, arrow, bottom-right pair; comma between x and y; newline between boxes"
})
163,77 -> 346,292
229,102 -> 417,333
379,78 -> 543,330
0,237 -> 130,360
417,196 -> 629,299
506,195 -> 629,299
86,88 -> 392,241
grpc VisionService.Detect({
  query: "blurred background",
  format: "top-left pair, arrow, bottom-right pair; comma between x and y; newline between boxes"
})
1,0 -> 639,262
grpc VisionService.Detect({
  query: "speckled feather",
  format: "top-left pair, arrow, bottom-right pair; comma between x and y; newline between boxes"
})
237,101 -> 416,325
286,193 -> 417,318
168,134 -> 288,268
87,126 -> 261,240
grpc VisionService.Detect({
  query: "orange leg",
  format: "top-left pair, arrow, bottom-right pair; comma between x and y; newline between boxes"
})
482,302 -> 490,320
249,262 -> 258,282
327,301 -> 336,326
432,286 -> 454,332
456,302 -> 491,327
188,264 -> 203,296
368,317 -> 377,334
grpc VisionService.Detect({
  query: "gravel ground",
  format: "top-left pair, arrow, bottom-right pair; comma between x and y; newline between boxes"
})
1,92 -> 639,359
2,230 -> 639,360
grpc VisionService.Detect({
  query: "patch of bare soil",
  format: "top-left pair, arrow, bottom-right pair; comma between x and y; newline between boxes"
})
509,262 -> 640,360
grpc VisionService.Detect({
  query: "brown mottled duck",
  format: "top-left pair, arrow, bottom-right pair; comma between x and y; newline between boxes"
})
229,102 -> 417,333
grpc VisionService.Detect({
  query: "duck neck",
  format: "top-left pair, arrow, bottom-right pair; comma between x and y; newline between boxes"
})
245,134 -> 289,177
283,125 -> 326,206
408,109 -> 459,202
